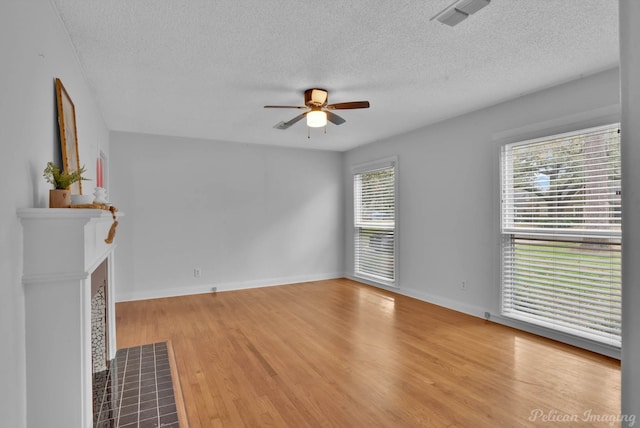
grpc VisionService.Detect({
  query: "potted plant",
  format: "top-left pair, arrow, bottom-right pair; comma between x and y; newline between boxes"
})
43,162 -> 88,208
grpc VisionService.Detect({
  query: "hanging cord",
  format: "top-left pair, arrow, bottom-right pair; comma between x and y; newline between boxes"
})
105,205 -> 119,244
307,126 -> 328,139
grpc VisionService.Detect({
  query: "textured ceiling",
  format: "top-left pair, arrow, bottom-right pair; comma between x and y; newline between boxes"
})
51,0 -> 619,151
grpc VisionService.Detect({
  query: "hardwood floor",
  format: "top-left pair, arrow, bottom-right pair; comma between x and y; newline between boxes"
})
116,278 -> 620,427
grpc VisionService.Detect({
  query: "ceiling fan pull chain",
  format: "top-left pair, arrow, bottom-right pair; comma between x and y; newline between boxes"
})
308,127 -> 310,139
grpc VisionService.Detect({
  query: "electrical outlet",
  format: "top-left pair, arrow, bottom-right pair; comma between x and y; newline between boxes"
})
461,280 -> 467,290
211,287 -> 217,292
194,268 -> 201,278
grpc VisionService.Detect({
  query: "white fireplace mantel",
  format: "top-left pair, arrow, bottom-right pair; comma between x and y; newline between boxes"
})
18,208 -> 123,428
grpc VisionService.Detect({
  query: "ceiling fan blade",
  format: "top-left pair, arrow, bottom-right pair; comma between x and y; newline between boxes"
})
326,111 -> 346,125
274,112 -> 307,129
326,101 -> 370,110
264,105 -> 307,109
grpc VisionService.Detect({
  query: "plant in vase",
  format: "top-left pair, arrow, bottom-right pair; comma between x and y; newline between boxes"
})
43,162 -> 89,208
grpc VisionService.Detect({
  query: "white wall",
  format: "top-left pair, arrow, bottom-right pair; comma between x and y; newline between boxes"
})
0,0 -> 109,426
343,68 -> 621,353
110,132 -> 344,301
620,0 -> 640,423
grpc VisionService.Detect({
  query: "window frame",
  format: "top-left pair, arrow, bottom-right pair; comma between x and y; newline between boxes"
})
500,123 -> 622,348
352,156 -> 398,287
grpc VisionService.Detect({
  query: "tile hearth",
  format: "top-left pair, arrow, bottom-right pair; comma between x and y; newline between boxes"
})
93,343 -> 180,428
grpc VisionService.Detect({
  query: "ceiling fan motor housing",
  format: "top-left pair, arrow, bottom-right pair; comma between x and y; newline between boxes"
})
305,88 -> 328,107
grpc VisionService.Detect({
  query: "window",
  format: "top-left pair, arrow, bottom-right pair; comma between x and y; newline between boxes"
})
354,159 -> 397,286
501,124 -> 621,347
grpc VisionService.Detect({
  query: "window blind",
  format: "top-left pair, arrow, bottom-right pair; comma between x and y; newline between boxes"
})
501,124 -> 621,347
354,163 -> 396,285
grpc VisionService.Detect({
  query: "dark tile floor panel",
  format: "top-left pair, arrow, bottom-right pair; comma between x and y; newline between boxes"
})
93,342 -> 180,427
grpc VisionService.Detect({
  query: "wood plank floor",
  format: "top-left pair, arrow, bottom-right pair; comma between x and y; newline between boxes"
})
116,278 -> 621,427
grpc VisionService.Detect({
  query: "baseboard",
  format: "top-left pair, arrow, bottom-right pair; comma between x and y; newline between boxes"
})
345,275 -> 487,319
115,272 -> 344,302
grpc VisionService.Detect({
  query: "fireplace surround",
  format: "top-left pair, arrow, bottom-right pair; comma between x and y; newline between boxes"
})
19,208 -> 123,428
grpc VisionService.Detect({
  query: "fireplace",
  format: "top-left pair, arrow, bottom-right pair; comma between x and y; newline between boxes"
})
19,208 -> 122,428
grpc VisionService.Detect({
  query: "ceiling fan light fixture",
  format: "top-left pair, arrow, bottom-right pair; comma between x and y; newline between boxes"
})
307,110 -> 327,128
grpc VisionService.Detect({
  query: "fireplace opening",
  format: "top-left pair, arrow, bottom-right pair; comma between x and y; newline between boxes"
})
91,258 -> 109,417
91,258 -> 109,373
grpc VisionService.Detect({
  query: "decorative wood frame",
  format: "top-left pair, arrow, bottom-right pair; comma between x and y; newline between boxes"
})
55,78 -> 83,194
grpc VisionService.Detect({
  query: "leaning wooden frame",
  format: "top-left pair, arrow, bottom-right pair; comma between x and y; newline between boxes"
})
55,77 -> 83,195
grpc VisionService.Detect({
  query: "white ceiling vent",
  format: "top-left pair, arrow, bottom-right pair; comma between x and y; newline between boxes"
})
437,8 -> 469,27
456,0 -> 491,15
432,0 -> 491,27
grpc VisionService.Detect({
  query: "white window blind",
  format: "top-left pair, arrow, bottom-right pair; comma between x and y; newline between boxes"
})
501,124 -> 621,347
354,161 -> 396,285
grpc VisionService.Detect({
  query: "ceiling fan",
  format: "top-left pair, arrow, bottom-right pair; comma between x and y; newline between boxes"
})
264,88 -> 370,130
